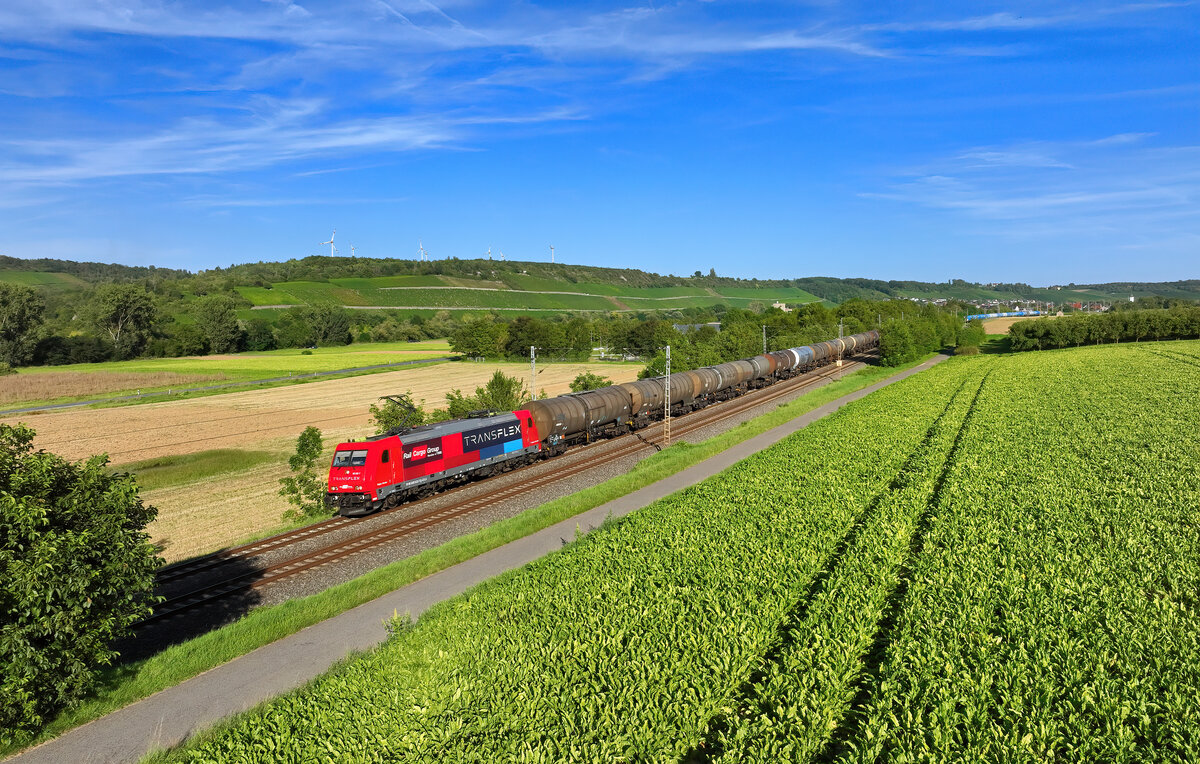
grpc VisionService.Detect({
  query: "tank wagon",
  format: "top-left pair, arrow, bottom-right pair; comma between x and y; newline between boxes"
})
326,329 -> 879,516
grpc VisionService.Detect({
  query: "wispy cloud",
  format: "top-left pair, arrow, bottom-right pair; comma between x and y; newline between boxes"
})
862,2 -> 1195,33
866,137 -> 1200,243
0,100 -> 579,186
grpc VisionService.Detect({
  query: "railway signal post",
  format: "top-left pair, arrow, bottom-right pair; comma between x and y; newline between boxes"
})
664,345 -> 671,447
530,346 -> 537,400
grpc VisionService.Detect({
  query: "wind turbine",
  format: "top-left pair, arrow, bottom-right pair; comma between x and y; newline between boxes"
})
549,244 -> 555,263
350,243 -> 357,258
417,240 -> 429,261
499,249 -> 506,261
320,230 -> 336,257
487,246 -> 493,260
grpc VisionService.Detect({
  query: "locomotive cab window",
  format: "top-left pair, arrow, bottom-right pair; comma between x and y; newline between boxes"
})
332,450 -> 369,467
381,450 -> 389,463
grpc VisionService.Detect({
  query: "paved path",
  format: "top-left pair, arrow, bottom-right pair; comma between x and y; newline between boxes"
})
0,357 -> 452,416
8,353 -> 948,764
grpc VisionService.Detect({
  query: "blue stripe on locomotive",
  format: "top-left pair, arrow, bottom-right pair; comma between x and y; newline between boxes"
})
479,437 -> 523,459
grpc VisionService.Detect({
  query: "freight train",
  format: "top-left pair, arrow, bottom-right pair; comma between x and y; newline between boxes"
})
326,330 -> 879,516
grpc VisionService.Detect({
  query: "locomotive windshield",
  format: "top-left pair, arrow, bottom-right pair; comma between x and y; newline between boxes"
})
332,450 -> 369,467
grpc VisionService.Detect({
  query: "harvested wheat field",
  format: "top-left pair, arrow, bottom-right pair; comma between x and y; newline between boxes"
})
143,461 -> 295,562
1,361 -> 640,464
2,361 -> 640,561
981,314 -> 1062,333
0,371 -> 224,406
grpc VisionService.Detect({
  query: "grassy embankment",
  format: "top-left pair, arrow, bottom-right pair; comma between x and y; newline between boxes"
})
116,450 -> 278,492
0,354 -> 936,758
0,340 -> 454,410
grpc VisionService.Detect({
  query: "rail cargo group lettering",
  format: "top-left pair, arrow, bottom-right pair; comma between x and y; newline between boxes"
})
462,421 -> 522,452
403,438 -> 443,467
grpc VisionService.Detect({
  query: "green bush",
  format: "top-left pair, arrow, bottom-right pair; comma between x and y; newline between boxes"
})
0,362 -> 14,377
278,427 -> 326,520
0,423 -> 160,739
954,344 -> 980,355
569,371 -> 611,392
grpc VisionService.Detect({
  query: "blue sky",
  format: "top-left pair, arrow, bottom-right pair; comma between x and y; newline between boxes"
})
0,1 -> 1196,283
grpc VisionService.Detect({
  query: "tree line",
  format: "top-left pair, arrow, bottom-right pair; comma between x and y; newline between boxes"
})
1008,307 -> 1200,350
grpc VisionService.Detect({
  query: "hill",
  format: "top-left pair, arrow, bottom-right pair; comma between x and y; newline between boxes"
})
1,254 -> 1196,312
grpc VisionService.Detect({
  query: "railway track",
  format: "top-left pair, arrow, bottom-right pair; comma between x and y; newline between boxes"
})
141,355 -> 875,627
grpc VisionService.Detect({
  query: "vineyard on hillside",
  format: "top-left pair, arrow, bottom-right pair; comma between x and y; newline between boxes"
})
164,342 -> 1200,762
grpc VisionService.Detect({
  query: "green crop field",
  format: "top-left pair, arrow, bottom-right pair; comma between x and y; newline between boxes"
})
234,285 -> 303,306
350,287 -> 617,311
329,275 -> 450,289
713,286 -> 822,303
0,270 -> 88,289
159,341 -> 1200,762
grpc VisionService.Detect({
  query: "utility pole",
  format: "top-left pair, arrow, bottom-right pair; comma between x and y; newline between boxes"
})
837,319 -> 844,367
663,345 -> 671,447
762,325 -> 767,355
530,346 -> 537,401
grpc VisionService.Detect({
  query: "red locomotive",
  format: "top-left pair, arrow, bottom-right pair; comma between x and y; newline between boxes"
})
326,410 -> 542,516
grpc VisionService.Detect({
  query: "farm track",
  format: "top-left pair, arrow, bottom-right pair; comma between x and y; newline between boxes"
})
142,355 -> 876,629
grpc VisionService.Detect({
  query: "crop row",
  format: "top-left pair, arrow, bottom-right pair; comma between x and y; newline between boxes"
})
167,358 -> 987,762
697,366 -> 992,762
837,345 -> 1200,761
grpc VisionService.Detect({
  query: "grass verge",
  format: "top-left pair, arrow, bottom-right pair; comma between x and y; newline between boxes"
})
114,449 -> 277,492
0,354 -> 935,758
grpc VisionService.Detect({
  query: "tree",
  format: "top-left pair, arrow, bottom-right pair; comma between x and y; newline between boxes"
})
570,372 -> 611,392
0,423 -> 160,735
436,370 -> 529,419
299,305 -> 352,346
244,318 -> 277,351
0,283 -> 45,367
369,394 -> 426,435
451,318 -> 507,358
194,295 -> 243,354
476,370 -> 529,411
278,427 -> 327,520
956,319 -> 986,349
172,324 -> 210,356
879,321 -> 916,366
83,283 -> 156,358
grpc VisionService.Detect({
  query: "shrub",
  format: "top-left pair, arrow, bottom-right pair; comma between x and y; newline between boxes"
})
0,423 -> 160,738
954,344 -> 980,355
369,394 -> 426,435
301,349 -> 313,355
278,427 -> 326,520
569,372 -> 611,393
0,362 -> 14,377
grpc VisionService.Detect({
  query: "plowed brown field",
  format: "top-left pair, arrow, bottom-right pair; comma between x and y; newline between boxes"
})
2,361 -> 640,562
